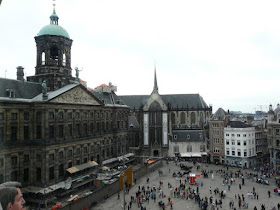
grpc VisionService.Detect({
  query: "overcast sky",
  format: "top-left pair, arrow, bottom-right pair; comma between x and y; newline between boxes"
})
1,0 -> 280,113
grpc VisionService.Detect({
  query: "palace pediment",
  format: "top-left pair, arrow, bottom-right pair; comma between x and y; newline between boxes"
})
50,86 -> 101,105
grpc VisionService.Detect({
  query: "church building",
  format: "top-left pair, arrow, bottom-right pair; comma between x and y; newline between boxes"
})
119,71 -> 212,157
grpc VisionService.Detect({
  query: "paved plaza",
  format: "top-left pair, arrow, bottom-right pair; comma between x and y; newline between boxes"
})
95,161 -> 280,210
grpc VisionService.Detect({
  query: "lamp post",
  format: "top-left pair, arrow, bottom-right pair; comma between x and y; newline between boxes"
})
121,155 -> 128,210
122,168 -> 126,210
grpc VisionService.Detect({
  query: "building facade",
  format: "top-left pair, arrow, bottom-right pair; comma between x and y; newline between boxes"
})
168,128 -> 207,162
224,121 -> 256,168
209,108 -> 230,164
267,104 -> 280,172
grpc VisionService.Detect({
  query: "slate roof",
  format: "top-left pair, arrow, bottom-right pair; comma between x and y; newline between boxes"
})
91,91 -> 126,106
128,116 -> 140,129
172,129 -> 206,142
32,83 -> 79,102
227,121 -> 252,128
0,77 -> 41,99
211,108 -> 228,120
119,94 -> 209,110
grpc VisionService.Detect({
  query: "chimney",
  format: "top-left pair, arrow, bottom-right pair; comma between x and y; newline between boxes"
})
16,66 -> 24,81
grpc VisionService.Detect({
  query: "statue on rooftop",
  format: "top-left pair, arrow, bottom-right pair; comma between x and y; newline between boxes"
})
75,67 -> 82,83
42,80 -> 47,95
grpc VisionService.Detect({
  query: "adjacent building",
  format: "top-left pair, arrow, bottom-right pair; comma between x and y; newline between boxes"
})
267,104 -> 280,172
224,121 -> 256,168
168,127 -> 207,162
209,108 -> 230,164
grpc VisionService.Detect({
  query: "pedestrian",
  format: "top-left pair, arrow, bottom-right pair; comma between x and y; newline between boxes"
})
268,190 -> 271,198
239,184 -> 241,190
170,200 -> 173,209
118,191 -> 120,199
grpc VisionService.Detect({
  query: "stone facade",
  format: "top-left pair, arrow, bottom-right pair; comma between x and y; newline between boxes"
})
0,85 -> 130,186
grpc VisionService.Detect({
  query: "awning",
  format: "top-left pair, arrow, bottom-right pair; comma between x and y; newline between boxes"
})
191,153 -> 201,157
180,153 -> 191,157
22,177 -> 72,194
66,161 -> 98,174
123,153 -> 134,158
102,158 -> 118,165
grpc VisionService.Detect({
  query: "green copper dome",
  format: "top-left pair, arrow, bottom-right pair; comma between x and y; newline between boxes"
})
37,24 -> 70,39
37,10 -> 70,39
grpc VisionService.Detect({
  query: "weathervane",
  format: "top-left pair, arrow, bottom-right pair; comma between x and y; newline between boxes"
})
53,0 -> 56,12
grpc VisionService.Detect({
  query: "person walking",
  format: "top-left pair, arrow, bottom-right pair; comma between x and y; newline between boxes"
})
268,190 -> 271,198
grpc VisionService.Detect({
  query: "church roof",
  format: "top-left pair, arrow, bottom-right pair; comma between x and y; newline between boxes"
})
119,94 -> 209,110
0,77 -> 41,99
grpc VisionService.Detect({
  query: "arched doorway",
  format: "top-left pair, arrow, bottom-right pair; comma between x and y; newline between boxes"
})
153,150 -> 159,157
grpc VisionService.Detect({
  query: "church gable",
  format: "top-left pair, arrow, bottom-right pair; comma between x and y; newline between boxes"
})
143,93 -> 167,111
50,86 -> 101,105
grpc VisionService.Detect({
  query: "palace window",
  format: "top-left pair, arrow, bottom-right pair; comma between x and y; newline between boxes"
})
49,112 -> 54,119
24,126 -> 29,140
11,113 -> 17,120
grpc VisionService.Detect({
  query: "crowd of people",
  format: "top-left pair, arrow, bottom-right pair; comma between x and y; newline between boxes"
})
117,159 -> 280,210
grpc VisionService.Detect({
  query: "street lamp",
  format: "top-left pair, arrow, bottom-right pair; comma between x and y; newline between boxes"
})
120,156 -> 128,209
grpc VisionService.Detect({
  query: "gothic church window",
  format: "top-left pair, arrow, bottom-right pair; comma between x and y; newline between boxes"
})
191,112 -> 196,124
180,112 -> 185,124
171,113 -> 175,125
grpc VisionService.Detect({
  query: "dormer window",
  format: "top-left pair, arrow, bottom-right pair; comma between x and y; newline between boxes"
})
174,135 -> 177,139
6,89 -> 15,98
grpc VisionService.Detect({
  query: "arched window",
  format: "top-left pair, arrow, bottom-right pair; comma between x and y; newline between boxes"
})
41,52 -> 45,65
191,112 -> 196,124
200,112 -> 204,120
180,112 -> 185,124
171,113 -> 176,125
63,53 -> 66,66
50,45 -> 59,65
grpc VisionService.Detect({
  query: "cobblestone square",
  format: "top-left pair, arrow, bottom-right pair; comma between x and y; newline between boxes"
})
95,161 -> 280,210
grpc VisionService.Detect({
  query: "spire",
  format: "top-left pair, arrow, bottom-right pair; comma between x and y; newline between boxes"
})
152,63 -> 159,94
50,0 -> 59,25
